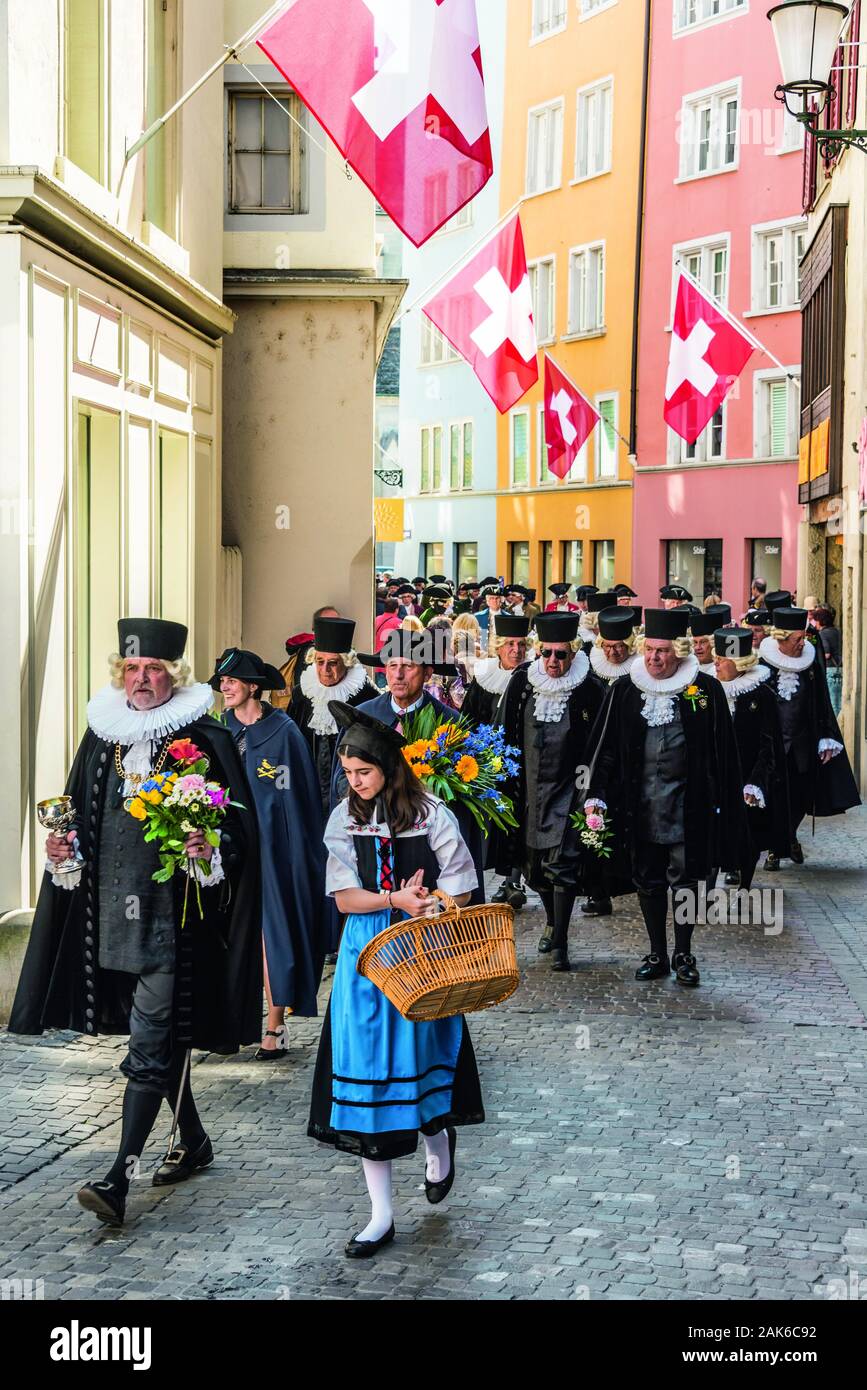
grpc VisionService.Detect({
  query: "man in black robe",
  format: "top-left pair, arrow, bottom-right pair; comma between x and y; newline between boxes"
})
582,608 -> 748,987
288,615 -> 376,814
9,619 -> 261,1225
759,607 -> 860,868
499,612 -> 604,971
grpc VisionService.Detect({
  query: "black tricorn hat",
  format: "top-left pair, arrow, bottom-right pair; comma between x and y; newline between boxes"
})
587,590 -> 620,614
313,615 -> 356,654
118,618 -> 187,662
773,606 -> 808,632
424,585 -> 452,602
493,613 -> 531,639
505,582 -> 527,596
575,584 -> 598,601
535,612 -> 580,643
764,589 -> 792,613
428,573 -> 448,584
329,701 -> 406,769
597,607 -> 636,642
660,584 -> 692,602
210,648 -> 285,692
548,582 -> 572,598
744,607 -> 770,627
643,607 -> 690,640
524,587 -> 537,601
689,603 -> 732,637
413,576 -> 426,585
613,583 -> 638,598
714,627 -> 753,659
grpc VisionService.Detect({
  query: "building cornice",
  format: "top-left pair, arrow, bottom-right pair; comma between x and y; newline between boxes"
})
222,269 -> 407,362
0,168 -> 235,341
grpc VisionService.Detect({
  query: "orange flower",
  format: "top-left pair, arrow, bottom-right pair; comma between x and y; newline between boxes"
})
127,797 -> 147,821
412,762 -> 434,779
456,755 -> 479,783
168,738 -> 201,765
685,684 -> 699,697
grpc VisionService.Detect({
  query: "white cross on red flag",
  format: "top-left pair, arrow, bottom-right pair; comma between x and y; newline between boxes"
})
257,0 -> 493,247
543,354 -> 599,479
422,214 -> 539,413
664,272 -> 755,444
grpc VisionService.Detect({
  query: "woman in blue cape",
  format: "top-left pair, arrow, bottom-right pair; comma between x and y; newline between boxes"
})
308,701 -> 483,1258
211,649 -> 327,1055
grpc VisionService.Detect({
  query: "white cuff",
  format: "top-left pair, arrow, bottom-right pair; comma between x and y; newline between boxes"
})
818,738 -> 843,757
184,843 -> 225,887
743,784 -> 766,809
584,799 -> 607,812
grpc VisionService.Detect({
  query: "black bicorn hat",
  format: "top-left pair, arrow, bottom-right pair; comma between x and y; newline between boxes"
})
773,606 -> 808,632
744,607 -> 770,627
597,607 -> 636,642
428,573 -> 448,584
548,582 -> 573,598
612,583 -> 638,598
660,584 -> 692,602
329,700 -> 406,769
575,584 -> 599,602
493,612 -> 531,639
424,585 -> 452,602
117,617 -> 188,662
524,587 -> 537,601
643,607 -> 690,640
313,615 -> 356,654
714,626 -> 753,659
764,589 -> 792,613
534,611 -> 580,643
587,590 -> 620,614
210,648 -> 285,692
689,603 -> 732,637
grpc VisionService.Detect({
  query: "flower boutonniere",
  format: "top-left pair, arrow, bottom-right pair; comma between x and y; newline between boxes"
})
581,708 -> 590,722
682,683 -> 708,713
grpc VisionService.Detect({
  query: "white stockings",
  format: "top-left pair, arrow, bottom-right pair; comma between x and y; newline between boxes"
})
423,1128 -> 451,1183
358,1158 -> 394,1242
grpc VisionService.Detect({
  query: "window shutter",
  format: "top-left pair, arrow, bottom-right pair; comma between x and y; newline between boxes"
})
432,426 -> 442,489
420,430 -> 431,491
463,423 -> 474,489
450,425 -> 461,489
513,414 -> 529,484
769,381 -> 789,456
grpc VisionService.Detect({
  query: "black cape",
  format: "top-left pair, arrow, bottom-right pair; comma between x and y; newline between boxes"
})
585,669 -> 751,880
9,715 -> 263,1052
225,707 -> 327,1015
728,679 -> 791,860
761,645 -> 860,818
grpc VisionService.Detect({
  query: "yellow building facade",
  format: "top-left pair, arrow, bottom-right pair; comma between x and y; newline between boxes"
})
497,0 -> 645,595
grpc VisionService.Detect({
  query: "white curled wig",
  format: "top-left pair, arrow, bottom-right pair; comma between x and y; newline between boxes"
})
635,633 -> 693,660
305,647 -> 359,668
108,653 -> 196,690
770,625 -> 803,642
594,631 -> 637,654
730,651 -> 759,673
531,636 -> 583,655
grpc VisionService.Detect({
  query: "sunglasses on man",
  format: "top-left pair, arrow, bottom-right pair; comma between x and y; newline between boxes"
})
539,647 -> 571,660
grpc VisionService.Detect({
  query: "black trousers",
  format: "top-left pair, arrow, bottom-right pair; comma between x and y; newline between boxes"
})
632,840 -> 698,957
786,756 -> 812,842
119,970 -> 175,1097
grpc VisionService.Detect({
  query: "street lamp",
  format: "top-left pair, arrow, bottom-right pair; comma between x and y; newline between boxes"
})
768,0 -> 867,154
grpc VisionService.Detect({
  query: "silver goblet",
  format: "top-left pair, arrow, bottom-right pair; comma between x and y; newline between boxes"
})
37,795 -> 81,875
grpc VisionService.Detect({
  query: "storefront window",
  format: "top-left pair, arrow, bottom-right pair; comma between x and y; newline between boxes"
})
423,542 -> 444,578
594,539 -> 615,589
456,542 -> 478,584
510,541 -> 530,587
541,541 -> 553,597
562,540 -> 584,587
750,538 -> 781,596
666,539 -> 723,599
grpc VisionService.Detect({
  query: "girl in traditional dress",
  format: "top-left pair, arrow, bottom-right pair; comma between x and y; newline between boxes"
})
308,701 -> 483,1258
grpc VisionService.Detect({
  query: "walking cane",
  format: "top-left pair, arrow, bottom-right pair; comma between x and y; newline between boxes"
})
164,1047 -> 192,1159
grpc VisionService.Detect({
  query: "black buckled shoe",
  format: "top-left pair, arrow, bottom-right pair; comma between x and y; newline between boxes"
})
344,1223 -> 395,1259
551,947 -> 570,972
254,1025 -> 288,1061
491,881 -> 510,904
538,924 -> 554,953
635,953 -> 670,981
580,897 -> 612,917
673,952 -> 700,987
77,1180 -> 126,1226
764,852 -> 780,872
425,1127 -> 457,1205
790,840 -> 805,865
152,1134 -> 214,1187
506,886 -> 527,911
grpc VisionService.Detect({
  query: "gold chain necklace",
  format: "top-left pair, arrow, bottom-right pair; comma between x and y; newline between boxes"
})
114,737 -> 171,791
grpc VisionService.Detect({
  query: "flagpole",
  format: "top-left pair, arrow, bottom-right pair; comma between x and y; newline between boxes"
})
124,0 -> 294,162
675,261 -> 800,387
544,351 -> 633,453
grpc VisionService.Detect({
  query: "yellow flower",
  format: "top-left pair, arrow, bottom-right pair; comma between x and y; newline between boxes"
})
491,755 -> 503,773
456,755 -> 479,783
413,761 -> 434,779
128,798 -> 147,821
686,684 -> 699,696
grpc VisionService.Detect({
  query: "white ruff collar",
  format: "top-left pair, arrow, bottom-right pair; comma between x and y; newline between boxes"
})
630,654 -> 699,727
759,636 -> 815,673
87,682 -> 214,744
300,661 -> 370,735
473,657 -> 515,696
527,651 -> 589,722
718,662 -> 771,711
699,661 -> 717,677
589,647 -> 636,683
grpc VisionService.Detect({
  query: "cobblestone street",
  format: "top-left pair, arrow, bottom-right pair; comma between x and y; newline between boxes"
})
2,809 -> 867,1302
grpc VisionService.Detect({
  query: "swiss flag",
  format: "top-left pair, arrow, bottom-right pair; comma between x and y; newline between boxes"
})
543,354 -> 599,479
664,272 -> 755,444
257,0 -> 493,248
422,214 -> 539,413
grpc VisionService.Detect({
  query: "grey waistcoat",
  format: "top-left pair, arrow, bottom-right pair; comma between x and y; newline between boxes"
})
97,777 -> 176,975
523,699 -> 574,849
639,703 -> 688,845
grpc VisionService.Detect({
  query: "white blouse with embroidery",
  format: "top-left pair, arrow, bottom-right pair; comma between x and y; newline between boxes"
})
323,795 -> 478,899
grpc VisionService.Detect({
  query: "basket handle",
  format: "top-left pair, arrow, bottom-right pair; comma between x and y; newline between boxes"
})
431,888 -> 460,917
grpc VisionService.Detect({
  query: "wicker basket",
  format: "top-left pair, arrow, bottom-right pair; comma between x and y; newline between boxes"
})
356,890 -> 519,1022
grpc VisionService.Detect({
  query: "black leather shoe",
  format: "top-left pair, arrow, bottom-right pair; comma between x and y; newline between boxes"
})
538,924 -> 554,953
635,953 -> 670,981
344,1222 -> 395,1259
724,872 -> 740,886
152,1135 -> 214,1187
254,1026 -> 288,1061
491,881 -> 510,904
551,947 -> 570,972
580,897 -> 612,917
673,952 -> 700,987
425,1127 -> 457,1205
507,887 -> 527,911
790,840 -> 805,864
77,1180 -> 125,1225
764,853 -> 780,872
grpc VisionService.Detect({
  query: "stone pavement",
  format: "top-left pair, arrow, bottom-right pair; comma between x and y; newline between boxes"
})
2,810 -> 867,1302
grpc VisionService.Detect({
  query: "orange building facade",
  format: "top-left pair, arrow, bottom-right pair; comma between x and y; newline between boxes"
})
496,0 -> 646,597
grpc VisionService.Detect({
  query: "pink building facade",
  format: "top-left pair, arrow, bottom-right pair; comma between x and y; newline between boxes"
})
633,0 -> 803,616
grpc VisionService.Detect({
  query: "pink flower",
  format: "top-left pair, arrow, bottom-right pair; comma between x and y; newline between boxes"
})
206,786 -> 228,807
586,813 -> 604,831
177,774 -> 206,791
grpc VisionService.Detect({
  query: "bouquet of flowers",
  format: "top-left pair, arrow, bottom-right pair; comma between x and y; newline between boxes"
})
125,738 -> 243,925
400,708 -> 520,834
569,804 -> 614,859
